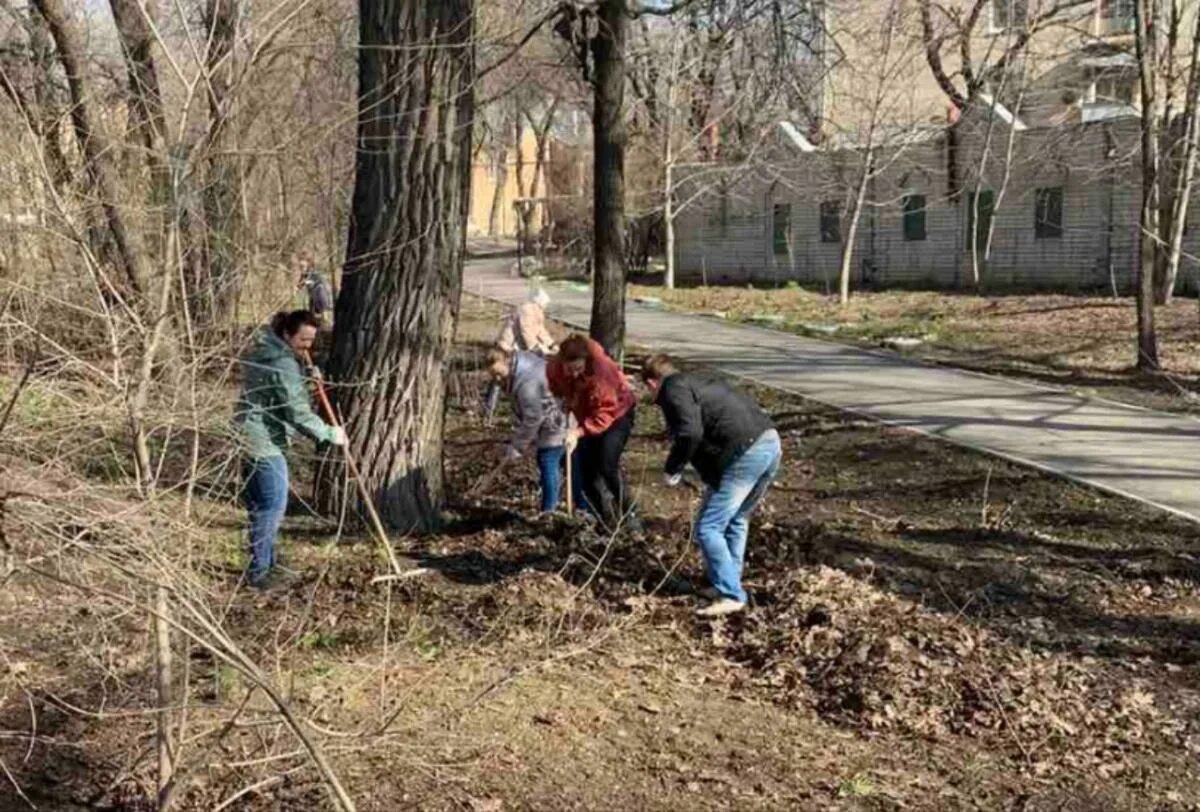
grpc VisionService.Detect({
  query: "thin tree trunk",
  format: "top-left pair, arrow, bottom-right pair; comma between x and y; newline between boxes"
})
325,0 -> 475,532
1136,0 -> 1162,369
839,150 -> 873,306
1163,6 -> 1200,302
201,0 -> 242,325
487,147 -> 508,236
110,0 -> 166,161
25,8 -> 72,191
33,0 -> 149,297
590,0 -> 629,357
154,584 -> 173,808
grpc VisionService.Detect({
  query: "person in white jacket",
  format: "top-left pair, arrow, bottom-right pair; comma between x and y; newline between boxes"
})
484,287 -> 558,417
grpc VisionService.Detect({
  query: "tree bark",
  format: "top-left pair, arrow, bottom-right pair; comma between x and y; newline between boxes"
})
839,150 -> 872,306
590,0 -> 628,357
24,8 -> 72,191
1160,5 -> 1200,304
109,0 -> 166,160
33,0 -> 149,297
1136,0 -> 1161,369
326,0 -> 475,532
201,0 -> 243,325
487,146 -> 508,236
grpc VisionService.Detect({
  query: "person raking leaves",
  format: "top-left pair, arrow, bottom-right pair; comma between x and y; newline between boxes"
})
233,310 -> 346,590
548,334 -> 642,534
640,354 -> 781,617
484,346 -> 585,514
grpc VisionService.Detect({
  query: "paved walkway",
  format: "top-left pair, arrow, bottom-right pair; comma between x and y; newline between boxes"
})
464,257 -> 1200,523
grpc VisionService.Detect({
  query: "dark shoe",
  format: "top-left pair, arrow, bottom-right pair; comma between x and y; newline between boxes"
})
248,570 -> 295,592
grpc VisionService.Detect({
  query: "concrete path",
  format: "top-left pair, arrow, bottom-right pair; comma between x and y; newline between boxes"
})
464,257 -> 1200,523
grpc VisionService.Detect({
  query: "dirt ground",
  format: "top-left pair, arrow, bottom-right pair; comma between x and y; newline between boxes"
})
626,282 -> 1200,413
2,297 -> 1200,810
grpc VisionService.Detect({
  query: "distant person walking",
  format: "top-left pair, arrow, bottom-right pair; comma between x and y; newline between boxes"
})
485,346 -> 584,513
548,334 -> 640,533
234,310 -> 346,589
641,354 -> 781,617
484,287 -> 558,417
296,252 -> 334,328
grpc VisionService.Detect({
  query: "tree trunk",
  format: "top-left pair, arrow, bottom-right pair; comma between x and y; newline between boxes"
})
25,8 -> 72,191
1136,0 -> 1161,369
326,0 -> 475,532
1161,7 -> 1200,304
110,0 -> 166,160
487,147 -> 508,236
664,162 -> 675,289
839,151 -> 873,306
201,0 -> 243,326
590,0 -> 628,357
33,0 -> 149,298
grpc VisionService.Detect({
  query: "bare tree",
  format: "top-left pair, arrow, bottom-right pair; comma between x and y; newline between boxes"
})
326,0 -> 475,531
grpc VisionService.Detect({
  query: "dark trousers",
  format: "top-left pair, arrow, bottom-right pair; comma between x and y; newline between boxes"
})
577,408 -> 638,532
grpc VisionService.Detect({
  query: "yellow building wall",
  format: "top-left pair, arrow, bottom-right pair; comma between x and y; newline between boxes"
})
469,126 -> 548,238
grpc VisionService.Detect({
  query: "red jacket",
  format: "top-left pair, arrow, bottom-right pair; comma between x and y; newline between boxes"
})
547,339 -> 635,436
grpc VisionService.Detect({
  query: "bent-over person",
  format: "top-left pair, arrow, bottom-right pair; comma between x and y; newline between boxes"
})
641,354 -> 781,617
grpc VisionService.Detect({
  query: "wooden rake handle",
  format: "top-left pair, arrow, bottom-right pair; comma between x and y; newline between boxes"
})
301,352 -> 416,579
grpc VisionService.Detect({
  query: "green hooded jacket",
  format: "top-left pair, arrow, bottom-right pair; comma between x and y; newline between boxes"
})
234,328 -> 335,459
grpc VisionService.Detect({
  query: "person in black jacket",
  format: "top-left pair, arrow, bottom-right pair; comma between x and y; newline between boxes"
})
642,354 -> 782,617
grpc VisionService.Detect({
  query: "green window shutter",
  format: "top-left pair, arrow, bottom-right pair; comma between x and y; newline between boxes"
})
902,194 -> 927,241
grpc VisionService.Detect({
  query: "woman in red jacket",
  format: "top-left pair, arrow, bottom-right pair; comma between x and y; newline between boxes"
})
548,334 -> 640,533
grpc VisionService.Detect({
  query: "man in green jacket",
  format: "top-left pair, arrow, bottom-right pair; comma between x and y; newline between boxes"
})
233,310 -> 345,588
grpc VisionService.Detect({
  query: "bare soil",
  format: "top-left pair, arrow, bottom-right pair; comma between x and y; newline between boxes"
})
626,283 -> 1200,413
1,297 -> 1199,810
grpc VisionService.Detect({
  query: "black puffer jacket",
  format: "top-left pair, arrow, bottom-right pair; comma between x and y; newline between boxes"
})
655,372 -> 773,489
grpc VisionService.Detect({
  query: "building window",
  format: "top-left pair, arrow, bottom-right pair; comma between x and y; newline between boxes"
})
991,0 -> 1028,31
819,200 -> 842,243
966,190 -> 995,249
773,203 -> 792,255
902,194 -> 927,241
1093,73 -> 1136,105
1035,187 -> 1064,238
1100,0 -> 1135,32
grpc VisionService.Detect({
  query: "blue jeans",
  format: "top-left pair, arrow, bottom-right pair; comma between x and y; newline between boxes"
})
243,455 -> 289,585
695,430 -> 782,603
536,445 -> 587,513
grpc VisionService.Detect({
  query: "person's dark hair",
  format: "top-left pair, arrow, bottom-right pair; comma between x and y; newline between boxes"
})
558,334 -> 590,363
270,309 -> 320,338
641,353 -> 677,383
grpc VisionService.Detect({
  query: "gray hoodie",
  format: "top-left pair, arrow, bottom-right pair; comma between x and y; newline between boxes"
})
508,351 -> 566,452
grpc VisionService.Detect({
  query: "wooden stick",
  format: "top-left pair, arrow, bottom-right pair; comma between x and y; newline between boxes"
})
301,353 -> 421,579
565,443 -> 574,516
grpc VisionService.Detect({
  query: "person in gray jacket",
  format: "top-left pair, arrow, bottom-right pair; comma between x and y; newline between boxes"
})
486,346 -> 583,513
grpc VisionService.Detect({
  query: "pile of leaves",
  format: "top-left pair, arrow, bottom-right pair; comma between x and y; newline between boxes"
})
722,566 -> 1196,776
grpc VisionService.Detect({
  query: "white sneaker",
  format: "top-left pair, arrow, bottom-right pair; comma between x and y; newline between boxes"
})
695,598 -> 747,618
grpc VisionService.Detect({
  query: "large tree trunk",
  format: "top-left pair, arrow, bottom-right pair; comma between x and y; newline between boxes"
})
590,0 -> 628,357
326,0 -> 475,532
201,0 -> 243,326
33,0 -> 149,298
